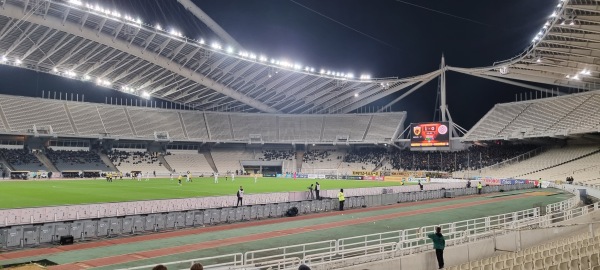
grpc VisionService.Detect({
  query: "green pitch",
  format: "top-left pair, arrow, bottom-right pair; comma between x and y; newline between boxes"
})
0,177 -> 407,209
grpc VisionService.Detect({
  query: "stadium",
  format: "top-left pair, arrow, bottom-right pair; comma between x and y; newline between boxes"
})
0,0 -> 599,270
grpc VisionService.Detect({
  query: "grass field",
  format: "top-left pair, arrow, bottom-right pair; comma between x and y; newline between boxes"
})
0,177 -> 407,209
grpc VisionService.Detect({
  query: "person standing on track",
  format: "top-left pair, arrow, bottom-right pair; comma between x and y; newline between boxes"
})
254,174 -> 258,183
137,172 -> 142,181
428,227 -> 446,269
477,182 -> 483,194
231,172 -> 235,182
236,186 -> 244,207
338,189 -> 345,211
214,172 -> 219,183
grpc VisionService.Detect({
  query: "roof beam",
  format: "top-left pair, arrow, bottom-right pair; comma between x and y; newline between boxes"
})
175,0 -> 243,49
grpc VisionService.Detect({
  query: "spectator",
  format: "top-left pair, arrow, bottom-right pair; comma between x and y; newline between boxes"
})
190,263 -> 203,270
152,265 -> 167,270
298,264 -> 311,270
427,227 -> 446,269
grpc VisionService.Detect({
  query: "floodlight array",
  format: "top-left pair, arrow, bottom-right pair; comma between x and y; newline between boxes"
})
65,0 -> 373,82
529,0 -> 592,81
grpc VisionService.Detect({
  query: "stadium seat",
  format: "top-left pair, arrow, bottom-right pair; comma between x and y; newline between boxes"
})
533,258 -> 544,270
591,253 -> 600,268
582,255 -> 592,270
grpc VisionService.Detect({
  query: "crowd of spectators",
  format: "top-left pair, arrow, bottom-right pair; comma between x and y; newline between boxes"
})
303,150 -> 341,164
344,148 -> 387,166
387,144 -> 538,172
107,150 -> 162,167
0,148 -> 45,170
260,150 -> 295,161
46,149 -> 106,170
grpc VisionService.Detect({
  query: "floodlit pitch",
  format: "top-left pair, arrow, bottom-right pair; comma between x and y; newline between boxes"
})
0,177 -> 409,209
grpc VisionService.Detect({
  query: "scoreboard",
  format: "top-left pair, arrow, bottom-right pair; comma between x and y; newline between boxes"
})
410,122 -> 450,148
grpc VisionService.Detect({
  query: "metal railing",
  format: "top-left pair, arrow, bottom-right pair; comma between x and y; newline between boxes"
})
117,253 -> 244,270
244,240 -> 337,267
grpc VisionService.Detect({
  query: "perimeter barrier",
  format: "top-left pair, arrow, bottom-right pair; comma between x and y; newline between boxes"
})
0,184 -> 532,249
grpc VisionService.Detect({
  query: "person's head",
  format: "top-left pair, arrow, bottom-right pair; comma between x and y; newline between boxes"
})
298,264 -> 311,270
190,263 -> 203,270
316,182 -> 319,185
340,189 -> 343,192
152,265 -> 168,270
435,227 -> 442,234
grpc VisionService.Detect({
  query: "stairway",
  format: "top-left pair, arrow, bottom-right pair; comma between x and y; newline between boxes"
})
97,151 -> 119,172
34,151 -> 59,172
0,156 -> 15,172
201,149 -> 218,173
158,154 -> 174,173
296,151 -> 304,172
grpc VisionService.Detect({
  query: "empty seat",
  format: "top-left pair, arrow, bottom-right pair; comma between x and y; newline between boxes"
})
534,258 -> 544,270
582,255 -> 592,270
559,261 -> 569,270
591,253 -> 600,268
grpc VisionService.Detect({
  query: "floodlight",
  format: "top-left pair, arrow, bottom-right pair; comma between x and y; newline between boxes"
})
155,24 -> 162,31
354,93 -> 359,97
142,91 -> 150,98
199,39 -> 205,44
226,46 -> 234,53
52,67 -> 58,73
15,59 -> 22,65
83,74 -> 91,81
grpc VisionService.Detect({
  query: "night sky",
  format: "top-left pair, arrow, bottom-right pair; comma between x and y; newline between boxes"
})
0,0 -> 558,131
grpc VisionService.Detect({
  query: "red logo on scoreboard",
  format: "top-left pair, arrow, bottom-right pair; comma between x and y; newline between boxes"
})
413,126 -> 421,136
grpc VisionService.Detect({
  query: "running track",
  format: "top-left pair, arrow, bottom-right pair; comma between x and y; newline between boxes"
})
1,193 -> 532,269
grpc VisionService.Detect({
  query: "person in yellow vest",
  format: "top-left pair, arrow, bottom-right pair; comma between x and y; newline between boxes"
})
338,189 -> 345,211
401,179 -> 405,186
477,182 -> 483,195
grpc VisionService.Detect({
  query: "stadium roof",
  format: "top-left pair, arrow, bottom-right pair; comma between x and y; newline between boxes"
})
0,0 -> 597,114
449,0 -> 600,93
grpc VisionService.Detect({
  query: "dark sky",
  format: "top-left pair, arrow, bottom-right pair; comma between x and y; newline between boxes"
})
0,0 -> 557,130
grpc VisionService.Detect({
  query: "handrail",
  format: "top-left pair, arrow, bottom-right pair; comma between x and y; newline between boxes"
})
116,253 -> 243,270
